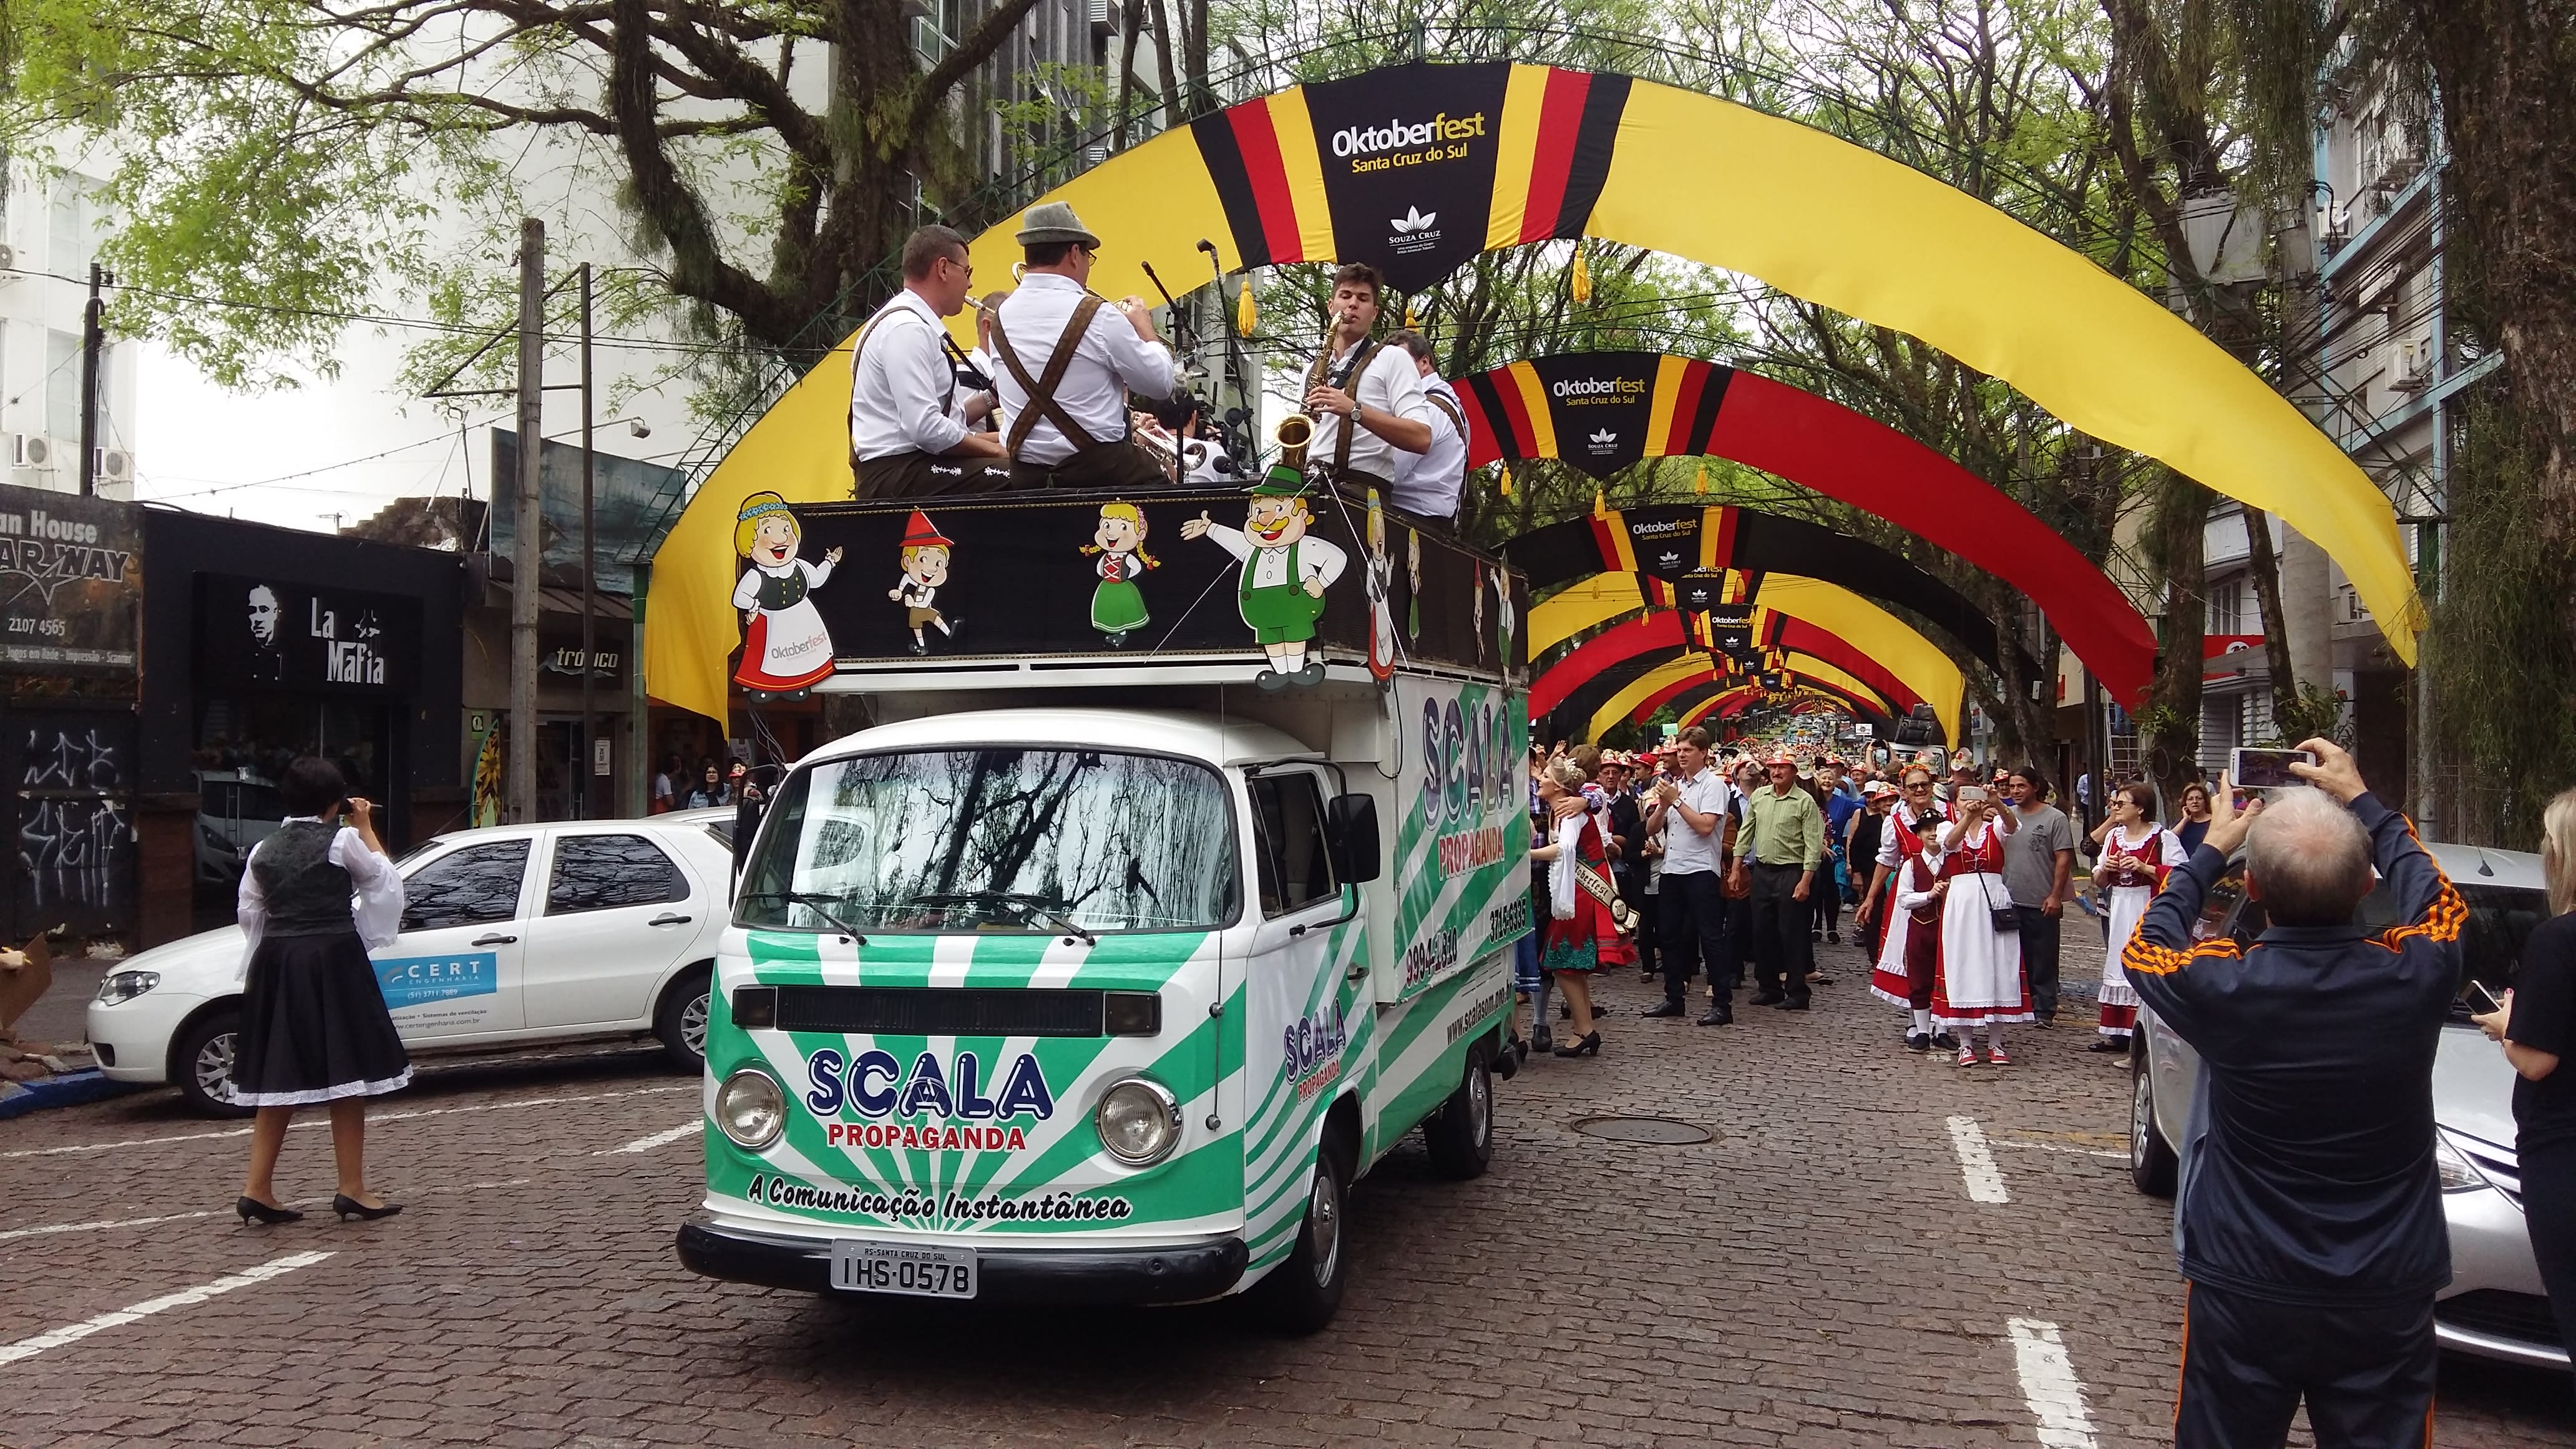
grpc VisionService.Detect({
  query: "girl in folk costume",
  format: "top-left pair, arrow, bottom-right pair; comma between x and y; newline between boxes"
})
1927,789 -> 2030,1066
1081,501 -> 1158,646
2087,782 -> 2191,1051
1530,756 -> 1621,1058
730,492 -> 843,695
1866,766 -> 1958,1048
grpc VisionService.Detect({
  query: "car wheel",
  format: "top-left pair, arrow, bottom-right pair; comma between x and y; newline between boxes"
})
1252,1128 -> 1351,1335
655,964 -> 714,1072
1422,1045 -> 1494,1180
173,1008 -> 254,1119
2130,1044 -> 2178,1198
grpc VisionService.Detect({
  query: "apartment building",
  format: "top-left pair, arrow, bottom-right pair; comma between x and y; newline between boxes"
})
0,153 -> 139,501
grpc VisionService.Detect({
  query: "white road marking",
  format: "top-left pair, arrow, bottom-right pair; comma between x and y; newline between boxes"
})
2006,1317 -> 2099,1449
1946,1115 -> 2010,1203
0,1180 -> 537,1244
2,1083 -> 696,1160
1993,1138 -> 2129,1161
0,1251 -> 333,1368
598,1121 -> 702,1155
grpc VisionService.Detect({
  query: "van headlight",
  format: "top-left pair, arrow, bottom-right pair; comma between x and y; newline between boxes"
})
95,970 -> 160,1005
715,1068 -> 786,1151
1094,1076 -> 1181,1166
2433,1131 -> 2486,1193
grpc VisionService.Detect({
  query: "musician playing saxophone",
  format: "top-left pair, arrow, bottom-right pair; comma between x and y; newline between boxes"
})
1299,263 -> 1436,504
988,202 -> 1178,492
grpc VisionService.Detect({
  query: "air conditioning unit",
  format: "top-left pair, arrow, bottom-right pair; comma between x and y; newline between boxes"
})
1089,0 -> 1115,34
11,433 -> 52,469
0,242 -> 16,276
1082,144 -> 1110,166
2392,339 -> 2431,392
97,447 -> 134,482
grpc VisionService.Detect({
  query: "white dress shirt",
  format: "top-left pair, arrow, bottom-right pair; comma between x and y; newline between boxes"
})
849,289 -> 970,461
1393,375 -> 1469,517
990,273 -> 1177,465
1306,341 -> 1435,483
237,820 -> 406,972
1658,768 -> 1735,876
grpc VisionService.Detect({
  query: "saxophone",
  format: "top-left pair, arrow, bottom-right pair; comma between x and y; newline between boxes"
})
1271,308 -> 1342,471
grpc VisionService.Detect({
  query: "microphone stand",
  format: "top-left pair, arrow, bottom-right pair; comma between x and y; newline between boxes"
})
1198,238 -> 1254,476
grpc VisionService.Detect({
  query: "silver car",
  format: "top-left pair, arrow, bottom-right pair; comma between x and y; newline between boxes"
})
2128,839 -> 2565,1370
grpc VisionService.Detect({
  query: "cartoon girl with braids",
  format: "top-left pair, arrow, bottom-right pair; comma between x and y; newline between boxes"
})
1081,501 -> 1158,646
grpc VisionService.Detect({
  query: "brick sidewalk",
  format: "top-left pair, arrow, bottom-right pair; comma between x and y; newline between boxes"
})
1,932 -> 2570,1448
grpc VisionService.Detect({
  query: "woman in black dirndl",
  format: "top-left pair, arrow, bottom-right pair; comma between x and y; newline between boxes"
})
233,756 -> 409,1224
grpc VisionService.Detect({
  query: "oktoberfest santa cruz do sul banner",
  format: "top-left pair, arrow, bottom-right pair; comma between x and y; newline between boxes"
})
644,61 -> 2418,726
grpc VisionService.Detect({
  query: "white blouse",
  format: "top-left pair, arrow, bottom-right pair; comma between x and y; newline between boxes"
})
237,819 -> 407,967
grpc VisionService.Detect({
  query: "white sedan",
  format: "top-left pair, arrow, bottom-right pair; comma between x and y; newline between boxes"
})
89,810 -> 738,1116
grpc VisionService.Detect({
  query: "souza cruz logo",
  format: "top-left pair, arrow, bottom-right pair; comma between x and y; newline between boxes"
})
804,1048 -> 1055,1124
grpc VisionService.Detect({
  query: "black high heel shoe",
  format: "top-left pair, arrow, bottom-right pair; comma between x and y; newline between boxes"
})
331,1194 -> 403,1222
236,1196 -> 303,1226
1553,1030 -> 1603,1057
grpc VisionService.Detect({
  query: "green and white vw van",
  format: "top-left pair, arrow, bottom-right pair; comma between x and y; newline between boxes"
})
676,678 -> 1527,1329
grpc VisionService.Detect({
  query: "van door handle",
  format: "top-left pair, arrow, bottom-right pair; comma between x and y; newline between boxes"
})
648,913 -> 693,927
1344,965 -> 1368,982
471,933 -> 518,947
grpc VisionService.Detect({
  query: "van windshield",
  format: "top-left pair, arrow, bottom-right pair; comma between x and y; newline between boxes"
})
737,748 -> 1239,934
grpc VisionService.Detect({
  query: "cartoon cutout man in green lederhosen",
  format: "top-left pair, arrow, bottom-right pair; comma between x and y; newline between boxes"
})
1181,466 -> 1347,689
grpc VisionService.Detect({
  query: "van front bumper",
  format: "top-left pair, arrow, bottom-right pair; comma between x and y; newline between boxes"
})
676,1219 -> 1249,1305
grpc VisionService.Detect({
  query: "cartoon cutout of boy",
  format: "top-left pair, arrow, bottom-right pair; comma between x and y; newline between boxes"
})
1081,501 -> 1158,647
731,491 -> 842,698
1364,490 -> 1395,681
888,509 -> 961,655
1181,467 -> 1347,689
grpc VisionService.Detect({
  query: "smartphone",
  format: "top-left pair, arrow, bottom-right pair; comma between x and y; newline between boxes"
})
1958,785 -> 1988,803
2232,747 -> 2316,790
2465,980 -> 2504,1016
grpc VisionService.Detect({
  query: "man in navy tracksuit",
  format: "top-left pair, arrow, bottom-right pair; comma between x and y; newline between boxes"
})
2124,739 -> 2466,1448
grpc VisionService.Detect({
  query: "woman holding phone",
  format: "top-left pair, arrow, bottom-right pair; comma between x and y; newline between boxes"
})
1926,785 -> 2027,1066
232,756 -> 409,1225
2088,783 -> 2191,1052
2174,782 -> 2215,854
2472,786 -> 2576,1393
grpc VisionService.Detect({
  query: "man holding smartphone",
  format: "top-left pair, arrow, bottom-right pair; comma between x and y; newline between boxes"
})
1644,728 -> 1739,1025
2123,739 -> 2466,1447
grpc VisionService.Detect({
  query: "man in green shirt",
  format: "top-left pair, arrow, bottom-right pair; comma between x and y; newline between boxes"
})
1731,751 -> 1827,1010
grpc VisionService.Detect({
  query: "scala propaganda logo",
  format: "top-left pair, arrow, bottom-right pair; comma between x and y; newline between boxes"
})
803,1048 -> 1056,1151
1285,1003 -> 1350,1102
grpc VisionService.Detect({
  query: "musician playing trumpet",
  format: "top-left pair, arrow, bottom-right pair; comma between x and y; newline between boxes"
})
1298,263 -> 1437,502
989,202 -> 1179,492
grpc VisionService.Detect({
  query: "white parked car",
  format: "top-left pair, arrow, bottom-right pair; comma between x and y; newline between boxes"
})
90,809 -> 739,1116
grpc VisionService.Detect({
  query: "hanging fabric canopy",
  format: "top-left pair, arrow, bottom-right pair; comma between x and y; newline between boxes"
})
643,60 -> 2418,726
1469,359 -> 2144,701
1530,608 -> 1930,733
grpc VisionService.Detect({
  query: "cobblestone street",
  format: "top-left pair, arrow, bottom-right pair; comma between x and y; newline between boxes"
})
6,927 -> 2572,1448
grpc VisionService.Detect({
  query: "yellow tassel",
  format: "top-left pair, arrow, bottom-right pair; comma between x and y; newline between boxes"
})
1403,302 -> 1418,329
1236,285 -> 1256,338
1592,485 -> 1606,517
1570,250 -> 1591,305
1693,464 -> 1709,495
1498,466 -> 1513,498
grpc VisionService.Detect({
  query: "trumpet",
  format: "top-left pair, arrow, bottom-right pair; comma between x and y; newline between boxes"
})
1272,308 -> 1343,471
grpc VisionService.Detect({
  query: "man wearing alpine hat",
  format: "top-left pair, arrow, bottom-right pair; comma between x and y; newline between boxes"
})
1182,466 -> 1349,688
988,201 -> 1179,491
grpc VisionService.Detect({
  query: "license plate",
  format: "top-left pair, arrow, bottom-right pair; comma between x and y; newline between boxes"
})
827,1239 -> 978,1299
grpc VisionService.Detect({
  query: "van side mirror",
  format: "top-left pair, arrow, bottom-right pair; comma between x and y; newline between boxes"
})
1324,793 -> 1381,884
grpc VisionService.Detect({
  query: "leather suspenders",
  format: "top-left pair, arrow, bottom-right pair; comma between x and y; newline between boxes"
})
990,296 -> 1108,459
1306,338 -> 1380,472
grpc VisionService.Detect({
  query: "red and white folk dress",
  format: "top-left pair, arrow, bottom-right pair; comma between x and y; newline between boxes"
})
1926,819 -> 2032,1028
2095,823 -> 2189,1039
1869,812 -> 1940,1007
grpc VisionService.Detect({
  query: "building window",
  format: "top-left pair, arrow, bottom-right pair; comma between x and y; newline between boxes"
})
2240,690 -> 2276,748
47,172 -> 83,276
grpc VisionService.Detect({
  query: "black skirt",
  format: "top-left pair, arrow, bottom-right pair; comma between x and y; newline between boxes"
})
233,930 -> 412,1107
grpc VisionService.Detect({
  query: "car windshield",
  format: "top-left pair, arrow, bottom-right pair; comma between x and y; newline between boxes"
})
736,748 -> 1239,934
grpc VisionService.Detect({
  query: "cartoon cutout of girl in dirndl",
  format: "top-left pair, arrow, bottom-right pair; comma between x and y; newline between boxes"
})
731,491 -> 842,698
1081,502 -> 1158,646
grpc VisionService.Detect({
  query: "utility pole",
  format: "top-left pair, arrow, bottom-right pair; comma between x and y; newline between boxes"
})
77,263 -> 110,497
579,261 -> 597,820
509,220 -> 544,826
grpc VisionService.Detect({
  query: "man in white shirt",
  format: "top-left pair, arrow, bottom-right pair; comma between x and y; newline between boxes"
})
849,226 -> 1009,499
988,202 -> 1178,491
1642,726 -> 1742,1025
960,289 -> 1009,432
1383,329 -> 1467,524
1299,263 -> 1435,497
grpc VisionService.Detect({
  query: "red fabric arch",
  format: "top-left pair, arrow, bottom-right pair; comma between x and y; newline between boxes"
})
1531,612 -> 1917,720
1458,353 -> 2155,706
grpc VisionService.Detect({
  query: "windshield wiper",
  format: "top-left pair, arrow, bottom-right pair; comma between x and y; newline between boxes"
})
739,890 -> 868,943
913,890 -> 1096,946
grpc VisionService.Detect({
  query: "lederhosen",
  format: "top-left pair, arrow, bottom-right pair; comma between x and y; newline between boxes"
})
1307,338 -> 1397,499
850,302 -> 1010,499
1238,539 -> 1329,646
991,296 -> 1171,492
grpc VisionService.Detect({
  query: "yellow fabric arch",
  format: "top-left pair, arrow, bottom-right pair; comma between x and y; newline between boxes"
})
1754,576 -> 1963,744
1584,652 -> 1724,743
646,65 -> 2419,724
1530,576 -> 1649,655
